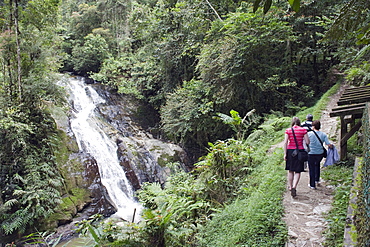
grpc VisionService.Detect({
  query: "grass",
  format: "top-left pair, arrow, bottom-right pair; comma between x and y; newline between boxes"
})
62,82 -> 347,247
196,82 -> 344,246
197,148 -> 287,247
298,82 -> 341,122
321,163 -> 353,247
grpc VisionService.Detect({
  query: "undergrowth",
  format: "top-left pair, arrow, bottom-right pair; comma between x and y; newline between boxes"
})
54,82 -> 347,246
321,162 -> 353,247
196,149 -> 287,247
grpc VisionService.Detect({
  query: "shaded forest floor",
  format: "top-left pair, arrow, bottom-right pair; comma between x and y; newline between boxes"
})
281,83 -> 349,246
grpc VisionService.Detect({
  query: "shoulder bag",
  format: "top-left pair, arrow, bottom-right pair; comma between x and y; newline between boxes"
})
312,131 -> 327,158
291,127 -> 308,162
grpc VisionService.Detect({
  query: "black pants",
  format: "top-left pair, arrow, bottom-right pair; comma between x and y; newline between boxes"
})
308,154 -> 324,188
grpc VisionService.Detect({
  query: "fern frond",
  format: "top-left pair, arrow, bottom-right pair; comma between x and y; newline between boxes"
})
4,199 -> 18,208
13,173 -> 25,183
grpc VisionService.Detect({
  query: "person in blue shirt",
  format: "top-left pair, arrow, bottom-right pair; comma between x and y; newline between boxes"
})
307,120 -> 333,189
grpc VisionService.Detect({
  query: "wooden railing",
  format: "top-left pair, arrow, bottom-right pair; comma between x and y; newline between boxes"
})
330,85 -> 370,160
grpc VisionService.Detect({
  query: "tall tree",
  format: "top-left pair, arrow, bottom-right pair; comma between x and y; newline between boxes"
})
91,0 -> 215,108
0,0 -> 63,241
14,0 -> 22,101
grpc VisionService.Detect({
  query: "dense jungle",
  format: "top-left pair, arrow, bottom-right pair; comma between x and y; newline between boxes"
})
0,0 -> 370,246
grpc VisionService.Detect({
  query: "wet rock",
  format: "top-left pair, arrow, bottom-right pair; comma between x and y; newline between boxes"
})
50,76 -> 190,237
91,82 -> 191,187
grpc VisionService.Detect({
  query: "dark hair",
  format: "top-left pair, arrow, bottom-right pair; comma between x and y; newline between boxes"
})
306,114 -> 313,121
291,117 -> 301,127
312,120 -> 321,130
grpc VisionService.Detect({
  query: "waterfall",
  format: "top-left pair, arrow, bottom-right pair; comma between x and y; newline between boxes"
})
67,76 -> 142,222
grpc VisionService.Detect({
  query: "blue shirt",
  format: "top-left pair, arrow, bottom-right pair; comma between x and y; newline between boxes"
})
308,130 -> 330,155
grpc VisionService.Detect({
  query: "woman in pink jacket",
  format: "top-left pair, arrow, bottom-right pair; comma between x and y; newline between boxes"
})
283,117 -> 310,198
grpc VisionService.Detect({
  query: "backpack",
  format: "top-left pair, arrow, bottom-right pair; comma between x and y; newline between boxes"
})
301,121 -> 312,131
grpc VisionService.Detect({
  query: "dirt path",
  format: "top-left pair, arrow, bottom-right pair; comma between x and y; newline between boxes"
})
282,83 -> 349,246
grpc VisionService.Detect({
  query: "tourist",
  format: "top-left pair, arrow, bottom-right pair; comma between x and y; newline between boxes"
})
307,120 -> 333,189
301,114 -> 313,171
283,117 -> 310,197
301,114 -> 313,130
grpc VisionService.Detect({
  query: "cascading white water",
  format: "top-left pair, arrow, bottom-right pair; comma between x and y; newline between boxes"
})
67,76 -> 142,222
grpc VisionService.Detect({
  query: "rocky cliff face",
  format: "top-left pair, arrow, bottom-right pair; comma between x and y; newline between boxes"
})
51,75 -> 190,227
94,83 -> 191,188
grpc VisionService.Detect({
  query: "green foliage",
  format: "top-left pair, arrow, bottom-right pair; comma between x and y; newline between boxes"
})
196,148 -> 287,247
321,163 -> 353,247
215,109 -> 258,140
126,0 -> 212,105
160,79 -> 221,148
22,0 -> 61,30
294,82 -> 341,128
324,0 -> 370,92
137,169 -> 211,247
345,61 -> 370,86
74,112 -> 290,246
325,0 -> 370,44
74,215 -> 118,247
71,33 -> 111,76
59,0 -> 346,155
246,116 -> 290,146
69,85 -> 346,246
90,57 -> 142,98
356,106 -> 370,246
197,7 -> 298,114
0,0 -> 64,240
0,0 -> 62,102
0,107 -> 63,235
69,3 -> 103,40
253,0 -> 301,13
195,139 -> 254,204
144,116 -> 288,246
287,3 -> 343,102
73,215 -> 146,247
159,4 -> 312,152
0,0 -> 363,245
59,2 -> 106,75
89,0 -> 213,108
20,231 -> 64,247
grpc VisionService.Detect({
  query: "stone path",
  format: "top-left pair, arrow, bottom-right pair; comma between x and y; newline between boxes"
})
283,83 -> 348,246
283,173 -> 334,246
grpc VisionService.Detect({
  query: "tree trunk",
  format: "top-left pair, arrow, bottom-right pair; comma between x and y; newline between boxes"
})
14,0 -> 22,101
